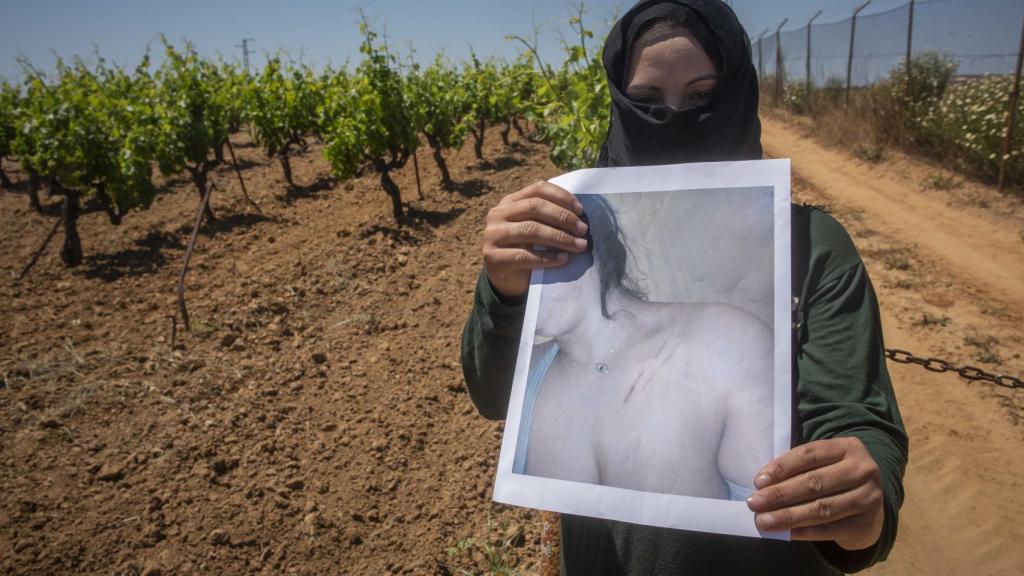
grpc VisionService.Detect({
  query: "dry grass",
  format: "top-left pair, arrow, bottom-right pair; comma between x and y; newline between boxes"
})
760,53 -> 1023,194
787,87 -> 901,160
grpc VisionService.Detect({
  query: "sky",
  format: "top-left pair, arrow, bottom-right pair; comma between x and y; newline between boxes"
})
0,0 -> 1005,81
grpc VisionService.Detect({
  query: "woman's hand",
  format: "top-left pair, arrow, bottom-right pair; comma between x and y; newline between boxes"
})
483,180 -> 590,300
746,437 -> 884,551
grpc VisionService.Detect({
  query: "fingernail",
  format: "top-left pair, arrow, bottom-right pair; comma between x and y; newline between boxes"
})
573,200 -> 583,214
746,493 -> 765,511
575,220 -> 589,235
573,237 -> 588,250
757,513 -> 776,531
754,474 -> 772,488
556,252 -> 569,261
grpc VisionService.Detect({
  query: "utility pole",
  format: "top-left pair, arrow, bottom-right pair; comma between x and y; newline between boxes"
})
236,38 -> 255,75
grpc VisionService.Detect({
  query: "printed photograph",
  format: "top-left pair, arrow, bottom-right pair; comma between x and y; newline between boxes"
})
512,187 -> 775,502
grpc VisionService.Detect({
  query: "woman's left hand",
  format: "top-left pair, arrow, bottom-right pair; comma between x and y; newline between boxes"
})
746,436 -> 884,551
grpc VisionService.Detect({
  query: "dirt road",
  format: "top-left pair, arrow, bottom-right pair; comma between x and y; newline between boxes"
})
763,113 -> 1024,576
763,115 -> 1024,311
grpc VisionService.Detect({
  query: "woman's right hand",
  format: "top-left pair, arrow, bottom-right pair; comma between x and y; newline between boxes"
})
483,180 -> 590,301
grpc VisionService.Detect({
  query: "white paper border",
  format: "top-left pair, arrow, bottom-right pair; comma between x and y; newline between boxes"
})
492,159 -> 792,540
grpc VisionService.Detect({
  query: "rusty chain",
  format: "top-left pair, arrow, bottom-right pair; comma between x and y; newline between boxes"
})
885,348 -> 1024,389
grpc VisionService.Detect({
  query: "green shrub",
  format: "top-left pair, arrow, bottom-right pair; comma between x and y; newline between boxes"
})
887,51 -> 958,106
783,81 -> 809,115
912,75 -> 1023,185
854,143 -> 886,163
819,76 -> 846,108
922,172 -> 958,190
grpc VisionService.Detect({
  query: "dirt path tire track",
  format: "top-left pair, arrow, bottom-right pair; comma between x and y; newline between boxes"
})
874,326 -> 1024,576
763,116 -> 1024,576
761,115 -> 1024,311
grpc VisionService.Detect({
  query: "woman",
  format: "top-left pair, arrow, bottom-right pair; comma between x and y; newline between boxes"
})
518,194 -> 773,504
461,0 -> 907,574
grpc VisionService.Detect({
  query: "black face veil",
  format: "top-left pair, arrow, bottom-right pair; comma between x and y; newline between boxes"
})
596,0 -> 762,167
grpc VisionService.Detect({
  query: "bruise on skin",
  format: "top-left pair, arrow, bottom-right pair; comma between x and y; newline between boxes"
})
622,366 -> 648,405
623,340 -> 671,405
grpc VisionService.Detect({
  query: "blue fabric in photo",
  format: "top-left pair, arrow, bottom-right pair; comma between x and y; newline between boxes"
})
512,342 -> 560,474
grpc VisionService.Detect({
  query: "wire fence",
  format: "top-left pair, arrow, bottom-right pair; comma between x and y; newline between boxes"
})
751,0 -> 1024,87
750,0 -> 1024,191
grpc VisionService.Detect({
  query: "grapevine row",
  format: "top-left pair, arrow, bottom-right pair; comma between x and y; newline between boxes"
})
0,8 -> 609,272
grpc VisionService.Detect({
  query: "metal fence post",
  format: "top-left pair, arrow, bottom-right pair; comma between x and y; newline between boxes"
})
807,10 -> 822,112
906,0 -> 915,95
998,17 -> 1024,192
757,28 -> 769,83
846,0 -> 872,107
775,19 -> 789,103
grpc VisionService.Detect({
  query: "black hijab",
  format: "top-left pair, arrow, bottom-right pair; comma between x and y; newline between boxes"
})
596,0 -> 762,167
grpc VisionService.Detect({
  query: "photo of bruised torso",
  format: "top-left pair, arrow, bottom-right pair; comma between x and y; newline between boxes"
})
518,192 -> 773,501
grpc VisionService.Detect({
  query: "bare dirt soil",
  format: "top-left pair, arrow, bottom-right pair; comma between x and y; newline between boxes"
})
1,127 -> 560,575
763,110 -> 1024,576
1,116 -> 1022,576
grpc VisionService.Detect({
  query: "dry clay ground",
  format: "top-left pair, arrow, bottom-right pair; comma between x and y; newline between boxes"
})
762,111 -> 1024,576
1,128 -> 562,575
1,116 -> 1022,575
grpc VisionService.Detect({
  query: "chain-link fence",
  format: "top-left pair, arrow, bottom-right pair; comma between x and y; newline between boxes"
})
751,0 -> 1024,190
752,0 -> 1024,87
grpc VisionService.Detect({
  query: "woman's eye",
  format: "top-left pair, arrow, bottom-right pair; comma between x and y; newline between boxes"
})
632,95 -> 661,105
689,90 -> 713,102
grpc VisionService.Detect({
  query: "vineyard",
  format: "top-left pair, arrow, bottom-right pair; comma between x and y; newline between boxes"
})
0,16 -> 607,284
2,4 -> 1024,576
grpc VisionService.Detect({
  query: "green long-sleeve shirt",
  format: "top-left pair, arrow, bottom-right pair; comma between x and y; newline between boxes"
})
460,204 -> 908,575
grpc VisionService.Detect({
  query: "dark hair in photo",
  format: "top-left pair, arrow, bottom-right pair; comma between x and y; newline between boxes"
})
578,194 -> 647,319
